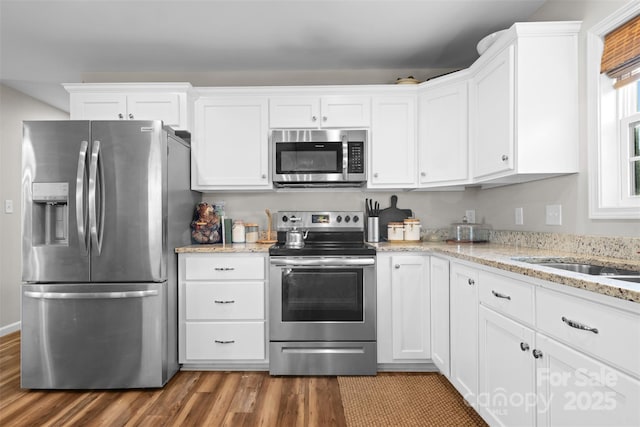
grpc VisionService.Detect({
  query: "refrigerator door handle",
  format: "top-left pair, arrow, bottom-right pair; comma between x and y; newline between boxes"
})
23,289 -> 159,300
76,141 -> 89,255
89,140 -> 105,255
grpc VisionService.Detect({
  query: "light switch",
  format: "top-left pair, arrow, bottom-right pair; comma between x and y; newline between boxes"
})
515,207 -> 524,225
545,204 -> 562,225
4,199 -> 13,214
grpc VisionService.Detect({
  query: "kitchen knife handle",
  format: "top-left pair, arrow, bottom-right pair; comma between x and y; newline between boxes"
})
76,141 -> 89,255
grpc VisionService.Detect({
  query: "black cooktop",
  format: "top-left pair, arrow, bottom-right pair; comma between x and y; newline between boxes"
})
269,231 -> 376,256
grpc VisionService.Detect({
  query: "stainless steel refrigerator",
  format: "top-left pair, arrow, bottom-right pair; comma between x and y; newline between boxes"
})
21,120 -> 198,389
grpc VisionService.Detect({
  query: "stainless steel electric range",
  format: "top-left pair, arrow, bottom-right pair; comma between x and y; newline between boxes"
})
268,211 -> 377,376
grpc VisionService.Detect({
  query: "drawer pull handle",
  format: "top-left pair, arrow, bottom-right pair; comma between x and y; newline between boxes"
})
520,342 -> 529,352
468,279 -> 475,285
532,349 -> 543,359
214,300 -> 235,304
561,316 -> 599,334
214,267 -> 235,271
214,340 -> 235,344
491,290 -> 511,300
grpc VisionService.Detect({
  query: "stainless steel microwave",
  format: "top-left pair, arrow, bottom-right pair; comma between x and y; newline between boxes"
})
271,129 -> 367,187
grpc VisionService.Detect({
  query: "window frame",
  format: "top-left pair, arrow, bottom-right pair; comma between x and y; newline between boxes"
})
587,2 -> 640,219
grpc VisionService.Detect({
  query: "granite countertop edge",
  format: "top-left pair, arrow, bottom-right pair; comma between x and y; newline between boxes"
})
175,242 -> 640,304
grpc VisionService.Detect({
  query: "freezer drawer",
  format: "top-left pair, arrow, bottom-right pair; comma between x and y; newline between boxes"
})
21,282 -> 169,389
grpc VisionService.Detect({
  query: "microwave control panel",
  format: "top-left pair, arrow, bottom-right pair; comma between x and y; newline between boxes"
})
348,142 -> 365,174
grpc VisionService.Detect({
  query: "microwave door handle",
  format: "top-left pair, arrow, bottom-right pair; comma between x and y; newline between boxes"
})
76,140 -> 89,255
342,135 -> 348,180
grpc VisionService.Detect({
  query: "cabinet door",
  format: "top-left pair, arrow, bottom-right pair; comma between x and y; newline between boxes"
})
450,262 -> 479,407
418,81 -> 469,186
430,256 -> 450,376
269,97 -> 320,128
192,97 -> 270,189
535,333 -> 640,427
478,306 -> 536,427
471,45 -> 514,179
369,95 -> 417,188
70,93 -> 127,120
127,93 -> 182,128
320,96 -> 371,128
390,255 -> 430,360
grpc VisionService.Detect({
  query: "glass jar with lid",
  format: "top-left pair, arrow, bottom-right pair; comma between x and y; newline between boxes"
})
245,223 -> 259,243
232,220 -> 245,243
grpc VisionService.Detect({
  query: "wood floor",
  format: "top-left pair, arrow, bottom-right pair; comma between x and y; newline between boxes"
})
0,332 -> 346,426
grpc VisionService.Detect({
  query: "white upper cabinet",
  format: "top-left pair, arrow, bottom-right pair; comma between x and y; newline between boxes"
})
418,71 -> 470,187
469,22 -> 581,185
64,83 -> 192,131
191,96 -> 270,191
269,95 -> 371,128
369,95 -> 418,188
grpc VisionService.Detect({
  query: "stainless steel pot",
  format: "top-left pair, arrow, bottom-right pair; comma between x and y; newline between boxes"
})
285,228 -> 309,248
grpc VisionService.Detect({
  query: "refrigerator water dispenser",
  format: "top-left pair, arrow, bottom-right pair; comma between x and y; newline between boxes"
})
32,182 -> 69,246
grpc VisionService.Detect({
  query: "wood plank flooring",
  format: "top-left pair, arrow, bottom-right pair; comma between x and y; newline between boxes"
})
0,332 -> 347,426
0,332 -> 477,426
0,332 -> 346,426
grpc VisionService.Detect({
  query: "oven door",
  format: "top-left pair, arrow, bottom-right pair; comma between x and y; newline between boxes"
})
269,257 -> 376,341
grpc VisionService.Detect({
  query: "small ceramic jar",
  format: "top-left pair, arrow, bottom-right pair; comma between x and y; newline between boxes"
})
387,222 -> 404,241
403,218 -> 421,241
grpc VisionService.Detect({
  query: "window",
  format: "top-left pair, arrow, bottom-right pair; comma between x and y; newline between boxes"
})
587,3 -> 640,219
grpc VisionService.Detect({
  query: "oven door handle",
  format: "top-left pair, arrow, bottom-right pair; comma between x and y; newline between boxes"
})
270,258 -> 376,267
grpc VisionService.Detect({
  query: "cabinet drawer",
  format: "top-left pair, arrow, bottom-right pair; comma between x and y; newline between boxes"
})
479,271 -> 535,326
185,256 -> 265,280
536,287 -> 640,377
185,282 -> 264,320
185,322 -> 265,360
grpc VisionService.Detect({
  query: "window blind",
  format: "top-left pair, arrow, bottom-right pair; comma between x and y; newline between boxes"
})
601,14 -> 640,88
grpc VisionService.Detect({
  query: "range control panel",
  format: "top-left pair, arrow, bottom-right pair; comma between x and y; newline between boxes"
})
276,211 -> 364,231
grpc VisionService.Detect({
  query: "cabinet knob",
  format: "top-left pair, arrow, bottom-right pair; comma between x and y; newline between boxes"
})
532,349 -> 543,359
467,278 -> 475,285
129,113 -> 134,119
214,340 -> 235,344
322,116 -> 328,122
520,342 -> 530,352
312,116 -> 317,122
421,172 -> 426,177
501,154 -> 509,161
118,113 -> 124,119
261,174 -> 266,179
374,173 -> 379,178
394,264 -> 401,269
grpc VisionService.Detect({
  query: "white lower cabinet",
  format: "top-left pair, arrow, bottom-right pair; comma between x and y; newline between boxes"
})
479,305 -> 537,427
467,263 -> 640,427
377,253 -> 430,365
430,256 -> 450,376
178,253 -> 268,368
534,332 -> 640,427
449,261 -> 480,407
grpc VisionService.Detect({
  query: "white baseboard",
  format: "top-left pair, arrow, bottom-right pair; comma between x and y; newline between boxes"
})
0,321 -> 20,337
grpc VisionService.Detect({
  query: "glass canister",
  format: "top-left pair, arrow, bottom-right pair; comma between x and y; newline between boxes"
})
403,218 -> 421,241
245,223 -> 259,243
232,220 -> 245,243
387,222 -> 404,241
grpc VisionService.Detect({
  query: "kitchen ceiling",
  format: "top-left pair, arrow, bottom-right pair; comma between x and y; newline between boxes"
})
0,0 -> 546,111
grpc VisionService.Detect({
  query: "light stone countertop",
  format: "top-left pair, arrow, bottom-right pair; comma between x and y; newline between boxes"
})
176,241 -> 640,303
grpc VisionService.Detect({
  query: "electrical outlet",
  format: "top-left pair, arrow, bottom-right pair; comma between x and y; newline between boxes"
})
465,209 -> 476,223
4,199 -> 13,214
545,204 -> 562,226
515,207 -> 523,225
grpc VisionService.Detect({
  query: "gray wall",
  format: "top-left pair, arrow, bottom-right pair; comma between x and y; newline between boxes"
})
0,84 -> 68,333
